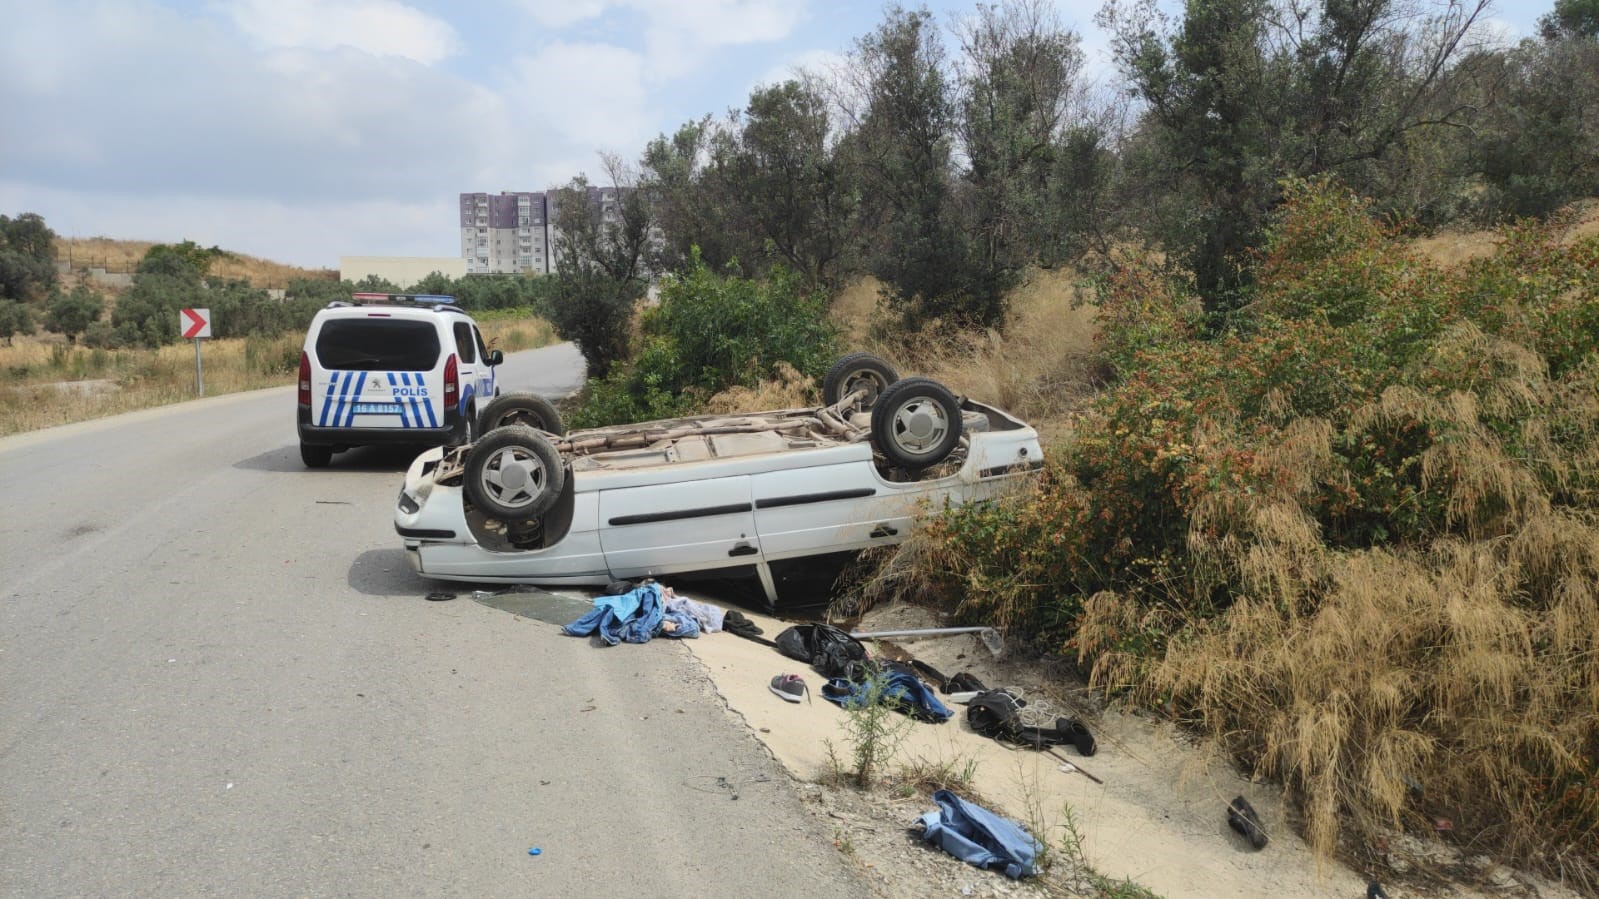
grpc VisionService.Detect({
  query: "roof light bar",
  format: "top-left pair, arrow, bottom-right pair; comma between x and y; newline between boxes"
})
349,292 -> 459,306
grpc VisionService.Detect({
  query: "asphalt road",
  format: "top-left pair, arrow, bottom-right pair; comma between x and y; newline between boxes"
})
0,343 -> 867,898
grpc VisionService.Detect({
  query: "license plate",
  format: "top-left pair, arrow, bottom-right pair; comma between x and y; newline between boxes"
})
352,403 -> 403,414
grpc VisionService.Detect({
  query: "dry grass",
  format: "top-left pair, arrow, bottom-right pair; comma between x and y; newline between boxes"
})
1073,321 -> 1599,885
54,236 -> 337,287
0,332 -> 302,435
831,268 -> 1104,447
1410,199 -> 1599,267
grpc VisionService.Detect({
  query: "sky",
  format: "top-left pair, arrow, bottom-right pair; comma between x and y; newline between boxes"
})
0,0 -> 1547,270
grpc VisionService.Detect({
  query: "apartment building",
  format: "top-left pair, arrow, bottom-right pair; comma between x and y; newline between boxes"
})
459,191 -> 552,275
459,187 -> 635,276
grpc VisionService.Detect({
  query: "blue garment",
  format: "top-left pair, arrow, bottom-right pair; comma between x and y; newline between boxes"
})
563,583 -> 663,645
918,790 -> 1042,879
660,609 -> 700,639
820,670 -> 952,722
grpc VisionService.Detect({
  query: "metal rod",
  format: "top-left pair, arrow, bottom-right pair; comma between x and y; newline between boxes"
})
849,627 -> 994,639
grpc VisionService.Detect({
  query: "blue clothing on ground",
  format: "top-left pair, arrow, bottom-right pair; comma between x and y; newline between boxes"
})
918,789 -> 1042,879
820,670 -> 952,722
563,583 -> 662,645
562,584 -> 697,643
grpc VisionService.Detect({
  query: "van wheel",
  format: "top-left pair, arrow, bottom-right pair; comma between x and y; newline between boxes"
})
301,442 -> 333,468
870,377 -> 963,470
478,392 -> 565,435
464,426 -> 566,521
823,352 -> 899,408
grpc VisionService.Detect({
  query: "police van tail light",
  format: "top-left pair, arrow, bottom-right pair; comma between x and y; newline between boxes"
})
297,352 -> 312,407
443,354 -> 459,407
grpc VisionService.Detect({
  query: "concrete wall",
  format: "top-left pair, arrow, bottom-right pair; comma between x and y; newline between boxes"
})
338,256 -> 466,288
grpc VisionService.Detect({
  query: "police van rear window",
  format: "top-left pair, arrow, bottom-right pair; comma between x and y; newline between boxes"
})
314,320 -> 440,371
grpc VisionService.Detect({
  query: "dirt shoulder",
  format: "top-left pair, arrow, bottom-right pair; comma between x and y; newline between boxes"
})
683,601 -> 1583,899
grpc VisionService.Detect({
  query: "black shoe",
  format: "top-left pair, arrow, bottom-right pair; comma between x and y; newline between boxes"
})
1056,718 -> 1097,756
1227,796 -> 1268,849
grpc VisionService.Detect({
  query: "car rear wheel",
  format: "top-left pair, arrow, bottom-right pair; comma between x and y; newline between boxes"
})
478,392 -> 565,435
823,352 -> 900,409
300,442 -> 333,468
870,377 -> 963,470
463,425 -> 566,520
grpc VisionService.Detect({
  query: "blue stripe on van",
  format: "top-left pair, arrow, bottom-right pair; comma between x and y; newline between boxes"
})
319,372 -> 339,426
332,371 -> 357,426
343,372 -> 367,427
386,373 -> 411,427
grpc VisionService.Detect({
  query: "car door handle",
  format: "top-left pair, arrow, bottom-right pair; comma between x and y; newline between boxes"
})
870,524 -> 899,538
728,542 -> 758,557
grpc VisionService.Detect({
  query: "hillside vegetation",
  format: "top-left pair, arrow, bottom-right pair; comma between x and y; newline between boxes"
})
54,236 -> 337,287
886,180 -> 1599,886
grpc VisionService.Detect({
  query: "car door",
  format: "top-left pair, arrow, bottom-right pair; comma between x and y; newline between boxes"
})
473,326 -> 497,398
751,459 -> 924,562
597,475 -> 758,579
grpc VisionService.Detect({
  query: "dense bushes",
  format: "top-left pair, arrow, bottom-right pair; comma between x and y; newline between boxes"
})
568,253 -> 838,429
909,179 -> 1599,883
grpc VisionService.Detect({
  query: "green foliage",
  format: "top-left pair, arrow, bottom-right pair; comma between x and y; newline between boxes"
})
45,280 -> 104,342
0,298 -> 36,344
568,252 -> 838,428
824,671 -> 914,789
0,212 -> 59,304
138,240 -> 231,278
852,5 -> 1016,329
549,171 -> 655,379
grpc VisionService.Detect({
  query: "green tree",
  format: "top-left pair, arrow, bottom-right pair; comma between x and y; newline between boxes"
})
849,5 -> 1012,328
549,162 -> 655,379
0,212 -> 59,304
729,79 -> 856,288
138,240 -> 230,278
955,0 -> 1097,271
0,298 -> 35,344
1540,0 -> 1599,39
642,118 -> 749,276
45,279 -> 104,343
1102,0 -> 1490,313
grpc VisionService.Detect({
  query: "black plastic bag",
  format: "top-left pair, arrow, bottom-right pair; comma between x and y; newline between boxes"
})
774,624 -> 868,679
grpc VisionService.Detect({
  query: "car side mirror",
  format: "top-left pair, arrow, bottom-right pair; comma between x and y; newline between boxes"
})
487,349 -> 504,366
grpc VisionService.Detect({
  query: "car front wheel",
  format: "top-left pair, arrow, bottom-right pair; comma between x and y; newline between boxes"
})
870,377 -> 963,470
463,425 -> 566,520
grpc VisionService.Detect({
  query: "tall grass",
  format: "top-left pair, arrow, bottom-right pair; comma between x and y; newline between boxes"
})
54,236 -> 337,286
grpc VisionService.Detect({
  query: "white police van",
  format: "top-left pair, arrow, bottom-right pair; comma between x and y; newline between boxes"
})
296,293 -> 501,468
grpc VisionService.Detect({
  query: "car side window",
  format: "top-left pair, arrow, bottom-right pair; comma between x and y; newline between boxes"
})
474,327 -> 491,363
453,322 -> 477,363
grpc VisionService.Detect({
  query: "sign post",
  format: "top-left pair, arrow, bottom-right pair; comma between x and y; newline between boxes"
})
181,308 -> 212,396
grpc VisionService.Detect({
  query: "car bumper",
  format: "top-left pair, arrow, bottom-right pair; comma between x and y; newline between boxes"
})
298,406 -> 461,446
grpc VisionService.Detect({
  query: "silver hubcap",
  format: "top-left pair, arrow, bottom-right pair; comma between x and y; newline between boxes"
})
481,447 -> 548,509
891,398 -> 950,457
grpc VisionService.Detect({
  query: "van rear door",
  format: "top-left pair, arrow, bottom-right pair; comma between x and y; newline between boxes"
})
310,318 -> 442,431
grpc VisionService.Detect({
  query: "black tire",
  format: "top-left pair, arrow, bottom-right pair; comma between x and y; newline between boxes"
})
450,405 -> 478,447
478,392 -> 565,435
463,425 -> 566,521
300,442 -> 333,468
822,352 -> 900,408
870,377 -> 964,470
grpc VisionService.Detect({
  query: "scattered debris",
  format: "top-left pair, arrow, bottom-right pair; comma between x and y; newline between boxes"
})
1227,796 -> 1269,850
527,847 -> 541,856
424,591 -> 456,602
1367,881 -> 1389,899
916,789 -> 1042,880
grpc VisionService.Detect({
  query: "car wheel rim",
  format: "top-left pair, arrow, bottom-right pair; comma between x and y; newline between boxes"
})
890,398 -> 949,458
481,447 -> 549,509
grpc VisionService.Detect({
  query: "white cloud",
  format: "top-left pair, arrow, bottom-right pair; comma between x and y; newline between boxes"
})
520,0 -> 611,28
503,42 -> 653,175
514,0 -> 804,78
221,0 -> 462,65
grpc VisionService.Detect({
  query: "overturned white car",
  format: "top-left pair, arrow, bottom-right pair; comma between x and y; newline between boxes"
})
394,353 -> 1044,611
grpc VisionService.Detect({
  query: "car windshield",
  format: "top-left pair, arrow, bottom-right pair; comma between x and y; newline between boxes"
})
314,319 -> 440,371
